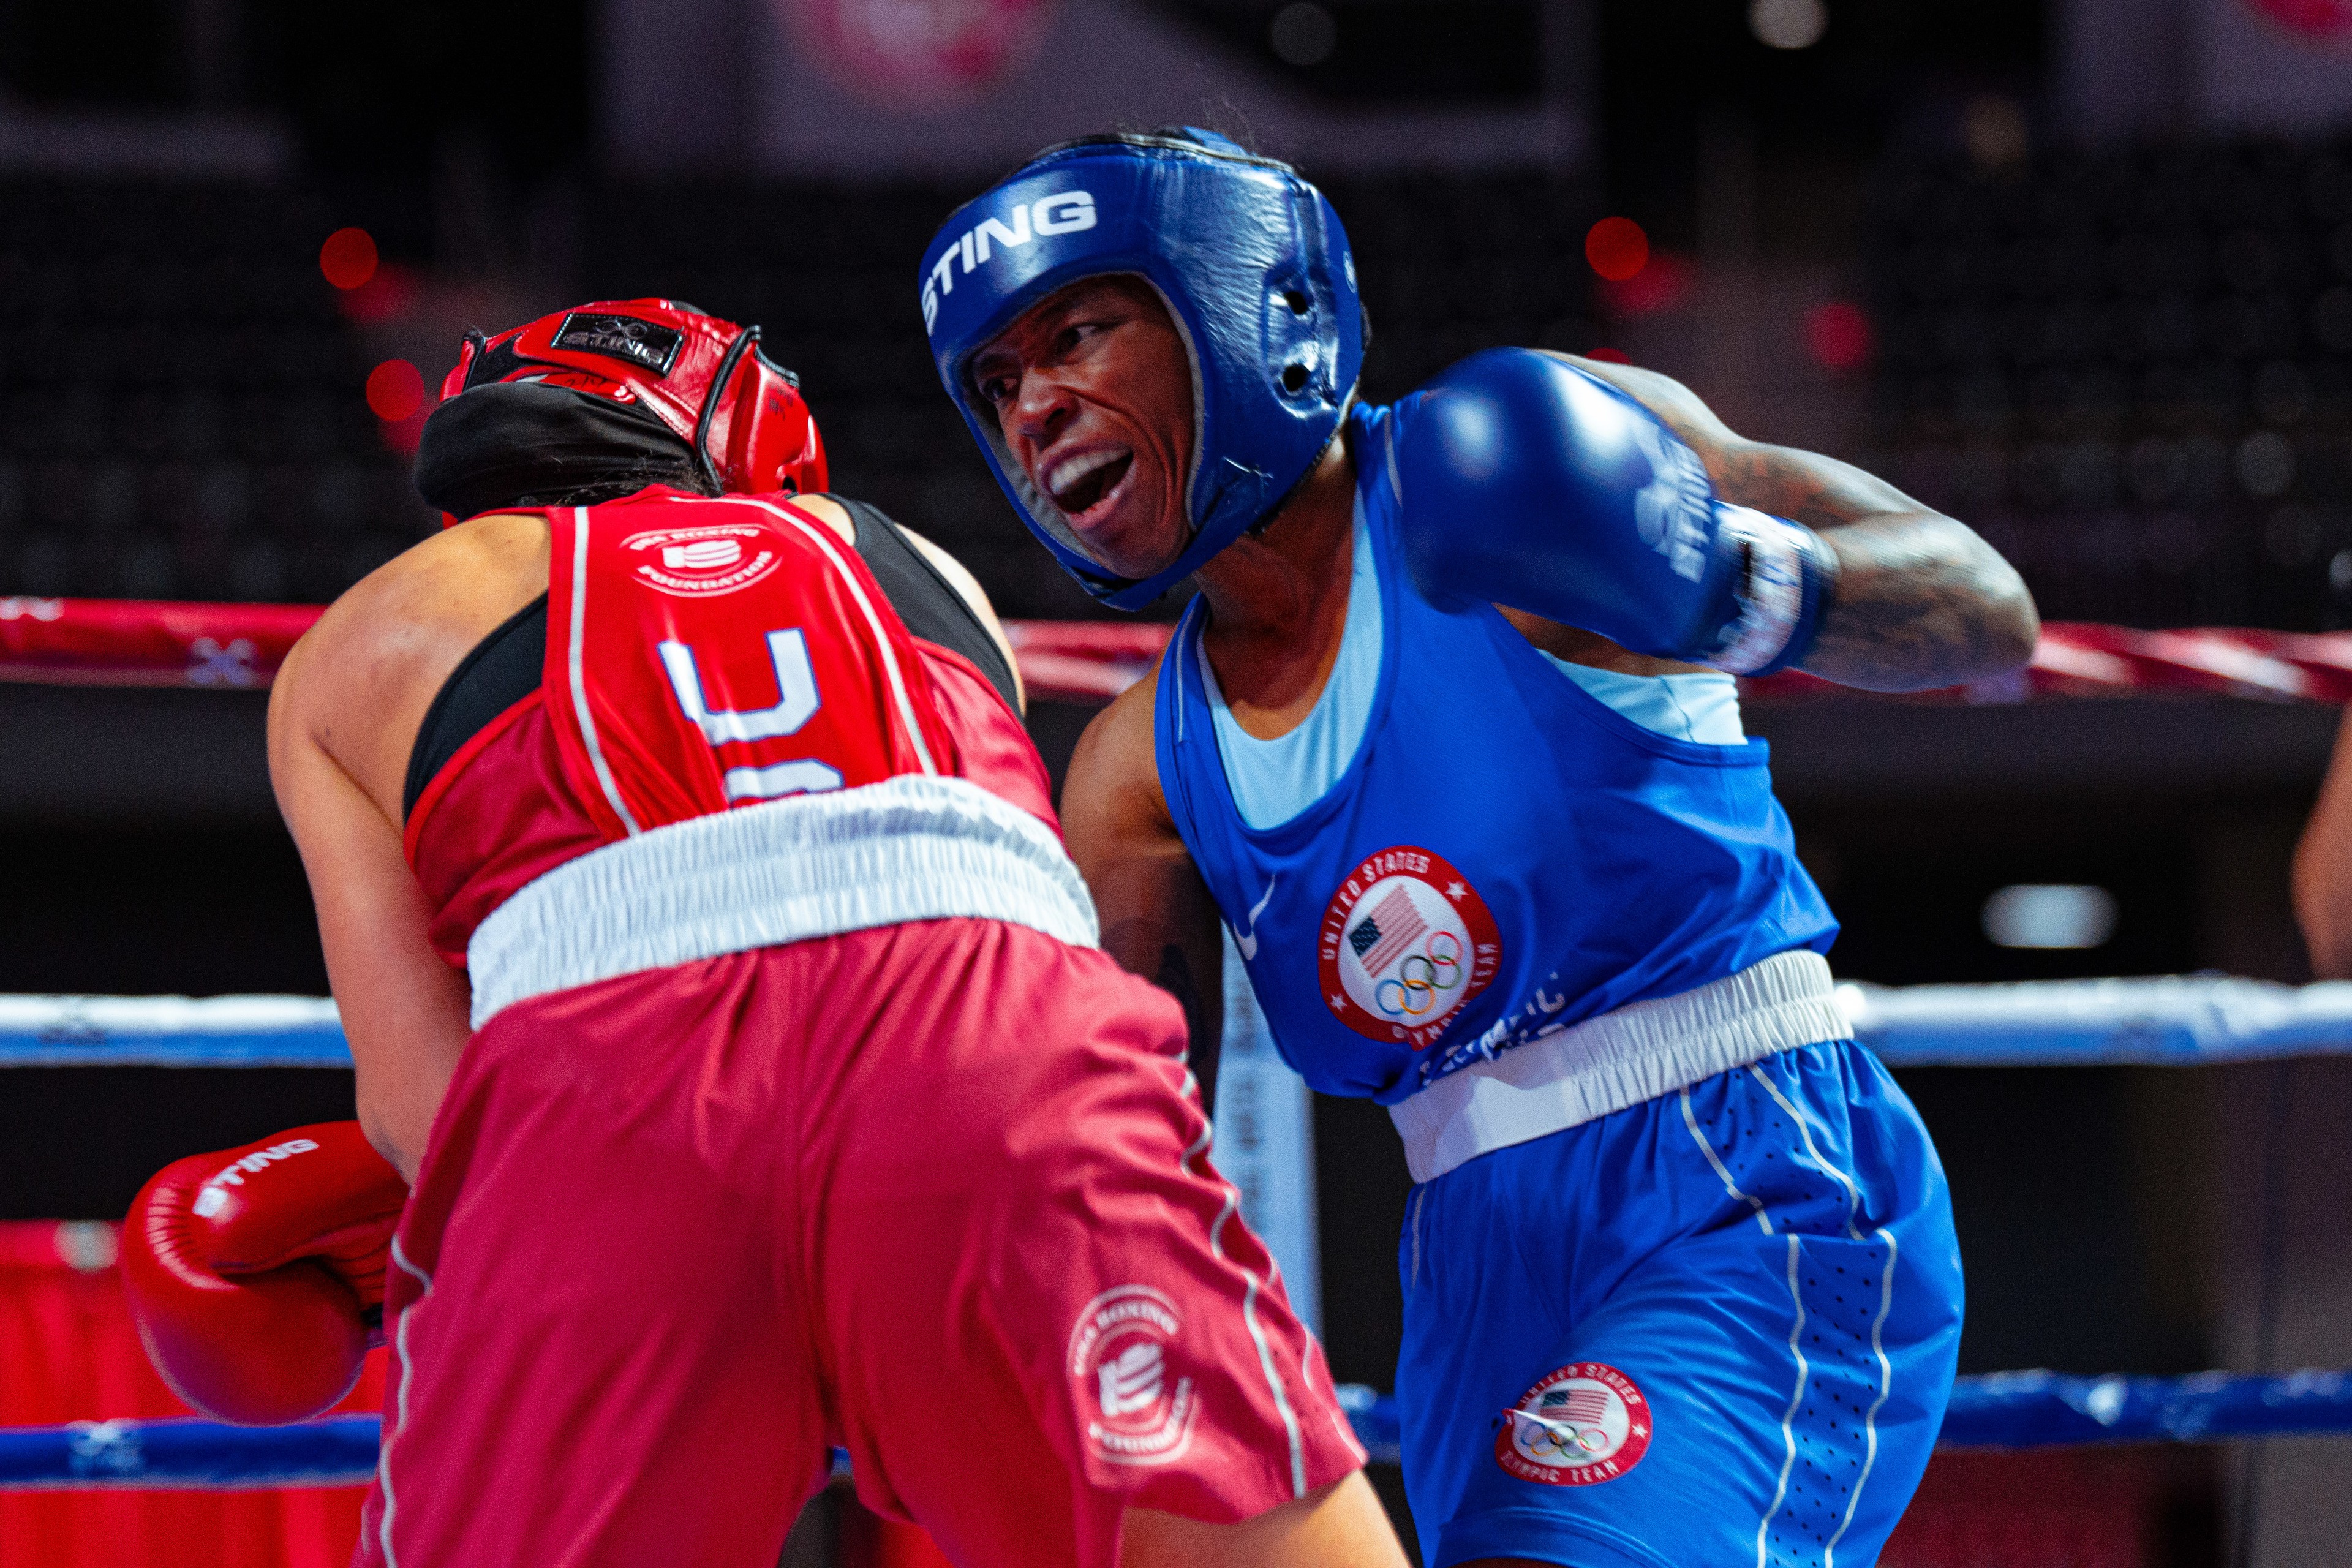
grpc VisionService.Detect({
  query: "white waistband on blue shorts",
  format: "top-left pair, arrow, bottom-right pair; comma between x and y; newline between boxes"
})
466,774 -> 1099,1028
1387,950 -> 1850,1185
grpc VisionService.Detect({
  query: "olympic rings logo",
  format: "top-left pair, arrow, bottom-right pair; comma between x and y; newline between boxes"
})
1524,1423 -> 1610,1459
1372,931 -> 1464,1018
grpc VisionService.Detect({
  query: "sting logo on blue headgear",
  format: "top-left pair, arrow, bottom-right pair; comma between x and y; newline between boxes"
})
920,129 -> 1365,611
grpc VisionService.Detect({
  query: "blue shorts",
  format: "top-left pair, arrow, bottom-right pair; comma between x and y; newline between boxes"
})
1395,1039 -> 1963,1568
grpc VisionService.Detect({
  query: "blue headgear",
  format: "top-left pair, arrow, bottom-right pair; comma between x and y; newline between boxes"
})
921,129 -> 1363,610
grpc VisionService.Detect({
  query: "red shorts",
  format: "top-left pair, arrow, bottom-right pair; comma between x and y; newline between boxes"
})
353,919 -> 1363,1568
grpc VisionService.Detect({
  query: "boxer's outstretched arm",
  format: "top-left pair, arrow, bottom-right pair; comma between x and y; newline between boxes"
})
1562,355 -> 2040,692
1063,669 -> 1226,1104
270,622 -> 472,1185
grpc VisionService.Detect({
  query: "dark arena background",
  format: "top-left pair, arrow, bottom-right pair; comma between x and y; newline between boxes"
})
2,1 -> 2351,1564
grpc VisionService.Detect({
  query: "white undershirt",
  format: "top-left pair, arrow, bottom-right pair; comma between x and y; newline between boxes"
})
1201,506 -> 1746,831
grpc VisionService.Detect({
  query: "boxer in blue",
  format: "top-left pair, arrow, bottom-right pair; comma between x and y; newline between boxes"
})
921,131 -> 2038,1567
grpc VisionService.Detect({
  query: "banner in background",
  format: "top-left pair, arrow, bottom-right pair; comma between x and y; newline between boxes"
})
782,0 -> 1059,107
2250,0 -> 2352,40
1212,932 -> 1322,1334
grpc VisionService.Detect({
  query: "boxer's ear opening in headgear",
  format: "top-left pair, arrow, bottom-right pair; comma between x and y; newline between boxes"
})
921,128 -> 1363,611
420,299 -> 828,523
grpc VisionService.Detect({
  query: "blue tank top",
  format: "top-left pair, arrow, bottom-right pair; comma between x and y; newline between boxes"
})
1154,399 -> 1838,1105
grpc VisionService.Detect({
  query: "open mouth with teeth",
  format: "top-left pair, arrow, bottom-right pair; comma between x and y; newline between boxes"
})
1046,447 -> 1135,521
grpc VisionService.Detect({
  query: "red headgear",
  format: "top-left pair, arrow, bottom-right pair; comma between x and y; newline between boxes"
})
440,299 -> 828,497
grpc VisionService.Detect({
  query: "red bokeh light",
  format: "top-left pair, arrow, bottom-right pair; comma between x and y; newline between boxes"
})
1585,218 -> 1649,282
1804,301 -> 1874,373
1597,252 -> 1694,318
366,360 -> 425,422
338,263 -> 418,326
1585,347 -> 1634,364
2250,0 -> 2352,38
320,228 -> 379,291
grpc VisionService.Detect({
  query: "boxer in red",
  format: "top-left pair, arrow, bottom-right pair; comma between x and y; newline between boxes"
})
124,301 -> 1402,1567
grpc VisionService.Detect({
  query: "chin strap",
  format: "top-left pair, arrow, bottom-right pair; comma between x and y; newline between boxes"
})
692,325 -> 761,493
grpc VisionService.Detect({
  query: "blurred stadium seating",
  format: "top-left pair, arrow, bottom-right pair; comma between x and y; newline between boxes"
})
0,168 -> 1596,618
1864,140 -> 2352,633
0,179 -> 434,606
39,138 -> 2352,644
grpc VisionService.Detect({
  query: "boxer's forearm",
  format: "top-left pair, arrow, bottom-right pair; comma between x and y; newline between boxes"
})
1803,512 -> 2040,692
271,696 -> 472,1186
1685,439 -> 2038,692
1564,356 -> 2040,690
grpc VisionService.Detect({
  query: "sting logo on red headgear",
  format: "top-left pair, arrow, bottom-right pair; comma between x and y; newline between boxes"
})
550,311 -> 687,375
442,298 -> 827,502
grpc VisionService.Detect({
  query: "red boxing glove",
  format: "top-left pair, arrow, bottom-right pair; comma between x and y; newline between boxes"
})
122,1121 -> 409,1425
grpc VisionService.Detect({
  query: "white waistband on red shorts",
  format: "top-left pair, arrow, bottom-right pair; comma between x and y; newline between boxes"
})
1387,950 -> 1850,1185
466,774 -> 1099,1028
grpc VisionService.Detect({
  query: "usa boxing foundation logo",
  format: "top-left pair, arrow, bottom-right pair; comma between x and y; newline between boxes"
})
1317,846 -> 1499,1049
620,524 -> 783,598
1496,1362 -> 1652,1486
1068,1286 -> 1199,1467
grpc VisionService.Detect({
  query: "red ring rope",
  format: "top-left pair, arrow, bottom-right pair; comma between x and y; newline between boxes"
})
0,598 -> 2345,707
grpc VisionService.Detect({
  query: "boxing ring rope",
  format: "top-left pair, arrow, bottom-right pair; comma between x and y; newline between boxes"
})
12,976 -> 2352,1071
5,1366 -> 2351,1488
7,973 -> 2352,1486
0,1417 -> 382,1490
8,597 -> 2352,1493
1,595 -> 2351,705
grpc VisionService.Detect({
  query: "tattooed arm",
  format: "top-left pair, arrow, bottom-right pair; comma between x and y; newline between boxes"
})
1559,355 -> 2040,692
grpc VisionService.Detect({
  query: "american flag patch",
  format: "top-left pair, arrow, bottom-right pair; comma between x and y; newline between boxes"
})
1540,1386 -> 1613,1428
1351,888 -> 1428,976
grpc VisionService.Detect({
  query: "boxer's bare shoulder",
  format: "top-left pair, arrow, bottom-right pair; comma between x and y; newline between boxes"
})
1063,658 -> 1224,1050
272,512 -> 550,824
1063,656 -> 1175,887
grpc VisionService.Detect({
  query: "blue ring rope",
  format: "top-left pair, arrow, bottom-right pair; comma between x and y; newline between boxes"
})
7,985 -> 2345,1485
0,1415 -> 381,1489
3,1371 -> 2346,1488
8,976 -> 2352,1068
0,995 -> 349,1068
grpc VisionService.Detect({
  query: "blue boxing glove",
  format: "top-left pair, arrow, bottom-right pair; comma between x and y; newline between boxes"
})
1392,348 -> 1838,674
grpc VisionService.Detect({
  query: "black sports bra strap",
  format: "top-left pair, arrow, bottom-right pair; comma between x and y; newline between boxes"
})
829,496 -> 1020,715
403,595 -> 549,821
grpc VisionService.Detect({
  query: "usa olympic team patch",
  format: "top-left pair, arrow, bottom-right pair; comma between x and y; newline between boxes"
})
1496,1362 -> 1652,1486
620,523 -> 784,598
1317,845 -> 1500,1049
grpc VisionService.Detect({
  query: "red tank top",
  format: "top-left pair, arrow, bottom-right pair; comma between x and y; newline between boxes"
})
404,490 -> 1055,966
